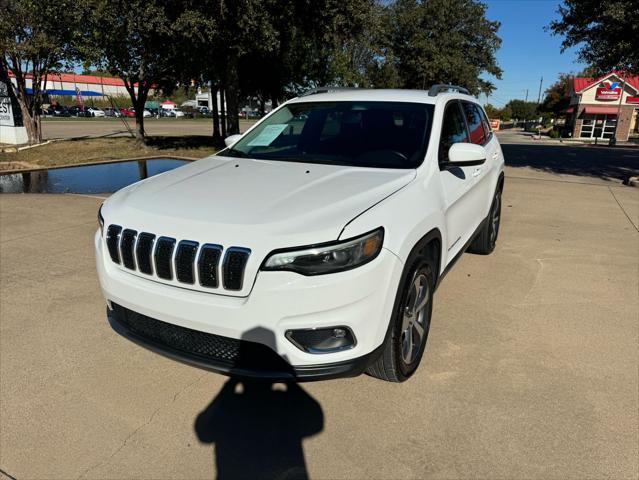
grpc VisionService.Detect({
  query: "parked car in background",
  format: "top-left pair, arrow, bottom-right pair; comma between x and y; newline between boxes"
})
147,108 -> 159,117
166,109 -> 185,118
68,105 -> 88,117
103,107 -> 122,117
119,108 -> 135,118
85,107 -> 106,118
196,106 -> 209,115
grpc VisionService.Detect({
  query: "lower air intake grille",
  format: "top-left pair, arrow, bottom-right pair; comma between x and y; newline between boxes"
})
110,303 -> 293,372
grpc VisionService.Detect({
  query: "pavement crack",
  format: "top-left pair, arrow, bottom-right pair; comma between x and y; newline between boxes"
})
607,186 -> 639,232
76,373 -> 206,479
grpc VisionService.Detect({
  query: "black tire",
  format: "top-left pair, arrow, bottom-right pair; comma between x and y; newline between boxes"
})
366,254 -> 435,382
468,185 -> 502,255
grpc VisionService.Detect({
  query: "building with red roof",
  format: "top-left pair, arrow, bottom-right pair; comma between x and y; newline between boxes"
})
567,71 -> 639,141
8,71 -> 138,97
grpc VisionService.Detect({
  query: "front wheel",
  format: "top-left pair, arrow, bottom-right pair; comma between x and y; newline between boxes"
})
366,256 -> 435,382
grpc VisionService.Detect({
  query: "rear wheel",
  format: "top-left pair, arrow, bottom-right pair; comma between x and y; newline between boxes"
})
468,185 -> 502,255
366,255 -> 435,382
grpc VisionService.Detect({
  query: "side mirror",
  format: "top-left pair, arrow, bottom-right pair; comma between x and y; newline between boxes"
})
224,134 -> 243,147
445,143 -> 486,167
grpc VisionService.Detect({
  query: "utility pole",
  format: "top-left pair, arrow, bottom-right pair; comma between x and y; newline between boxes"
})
610,73 -> 626,146
537,77 -> 543,104
524,89 -> 529,102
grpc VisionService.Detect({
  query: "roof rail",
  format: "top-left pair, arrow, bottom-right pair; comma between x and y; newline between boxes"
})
299,87 -> 362,97
428,84 -> 470,96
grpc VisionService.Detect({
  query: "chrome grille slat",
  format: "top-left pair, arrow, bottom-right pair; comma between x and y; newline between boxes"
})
175,240 -> 199,284
223,247 -> 251,291
120,229 -> 138,270
105,225 -> 250,291
135,233 -> 156,275
106,225 -> 122,263
198,244 -> 223,288
154,237 -> 176,280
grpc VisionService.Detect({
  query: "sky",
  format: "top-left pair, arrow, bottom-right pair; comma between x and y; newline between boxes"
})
480,0 -> 584,107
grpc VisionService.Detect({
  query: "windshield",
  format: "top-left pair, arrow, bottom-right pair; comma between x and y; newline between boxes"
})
223,101 -> 433,169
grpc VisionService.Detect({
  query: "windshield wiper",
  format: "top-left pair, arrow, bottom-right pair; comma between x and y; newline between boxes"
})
224,148 -> 249,158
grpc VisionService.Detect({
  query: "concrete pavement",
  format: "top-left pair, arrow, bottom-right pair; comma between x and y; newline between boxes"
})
1,170 -> 638,478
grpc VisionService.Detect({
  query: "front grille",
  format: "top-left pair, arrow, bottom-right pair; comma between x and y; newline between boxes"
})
111,303 -> 292,372
105,225 -> 251,292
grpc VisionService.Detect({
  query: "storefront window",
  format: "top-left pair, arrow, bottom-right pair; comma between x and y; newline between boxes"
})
580,114 -> 617,139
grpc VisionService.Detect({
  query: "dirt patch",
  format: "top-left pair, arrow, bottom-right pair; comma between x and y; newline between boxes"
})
0,136 -> 221,169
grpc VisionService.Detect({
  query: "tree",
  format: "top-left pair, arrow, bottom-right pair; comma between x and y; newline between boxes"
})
0,0 -> 80,144
541,73 -> 572,115
81,0 -> 205,142
483,103 -> 501,119
506,100 -> 538,121
383,0 -> 502,94
550,0 -> 639,74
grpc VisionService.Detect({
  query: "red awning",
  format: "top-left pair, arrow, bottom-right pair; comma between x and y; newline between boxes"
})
628,96 -> 639,103
583,106 -> 619,115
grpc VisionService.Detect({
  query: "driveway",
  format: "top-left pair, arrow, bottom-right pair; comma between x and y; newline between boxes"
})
1,150 -> 638,478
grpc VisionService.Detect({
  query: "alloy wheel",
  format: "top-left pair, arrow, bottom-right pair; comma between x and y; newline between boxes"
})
400,271 -> 430,364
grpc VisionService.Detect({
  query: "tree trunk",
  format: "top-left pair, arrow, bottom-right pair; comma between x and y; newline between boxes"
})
270,93 -> 279,110
220,87 -> 227,138
211,85 -> 221,140
259,96 -> 266,117
225,56 -> 240,135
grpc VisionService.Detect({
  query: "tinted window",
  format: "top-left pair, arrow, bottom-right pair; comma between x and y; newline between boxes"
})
439,102 -> 469,163
477,105 -> 492,141
462,102 -> 487,145
224,101 -> 434,169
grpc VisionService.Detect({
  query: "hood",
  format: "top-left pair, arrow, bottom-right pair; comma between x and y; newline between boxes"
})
103,155 -> 414,296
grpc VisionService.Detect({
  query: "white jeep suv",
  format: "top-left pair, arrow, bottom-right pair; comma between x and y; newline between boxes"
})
95,85 -> 504,382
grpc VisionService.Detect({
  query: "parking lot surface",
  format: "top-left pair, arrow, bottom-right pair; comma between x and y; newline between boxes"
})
1,151 -> 638,478
41,118 -> 256,140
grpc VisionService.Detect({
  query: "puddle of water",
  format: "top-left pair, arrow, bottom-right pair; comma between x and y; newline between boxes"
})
0,159 -> 189,194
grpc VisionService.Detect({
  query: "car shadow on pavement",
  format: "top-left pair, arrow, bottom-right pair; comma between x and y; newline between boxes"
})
502,144 -> 639,181
195,378 -> 324,480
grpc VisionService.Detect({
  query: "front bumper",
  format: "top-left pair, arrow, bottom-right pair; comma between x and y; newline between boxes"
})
95,230 -> 403,377
108,302 -> 384,381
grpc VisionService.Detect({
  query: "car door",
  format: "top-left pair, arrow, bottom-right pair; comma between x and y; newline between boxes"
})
437,100 -> 486,259
461,101 -> 499,219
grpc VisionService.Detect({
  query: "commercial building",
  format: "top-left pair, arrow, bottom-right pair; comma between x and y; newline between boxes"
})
567,72 -> 639,141
8,72 -> 137,97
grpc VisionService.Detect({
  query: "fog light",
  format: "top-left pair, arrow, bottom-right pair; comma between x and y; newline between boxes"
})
286,326 -> 356,354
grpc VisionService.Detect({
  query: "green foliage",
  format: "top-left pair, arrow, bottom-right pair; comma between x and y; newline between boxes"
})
541,73 -> 572,115
506,100 -> 538,120
0,0 -> 82,143
383,0 -> 502,94
550,0 -> 639,74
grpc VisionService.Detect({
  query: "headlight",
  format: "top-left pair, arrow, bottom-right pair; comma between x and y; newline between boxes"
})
98,204 -> 105,235
261,228 -> 384,275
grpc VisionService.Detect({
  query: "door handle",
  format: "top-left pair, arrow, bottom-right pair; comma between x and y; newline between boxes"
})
472,168 -> 482,178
